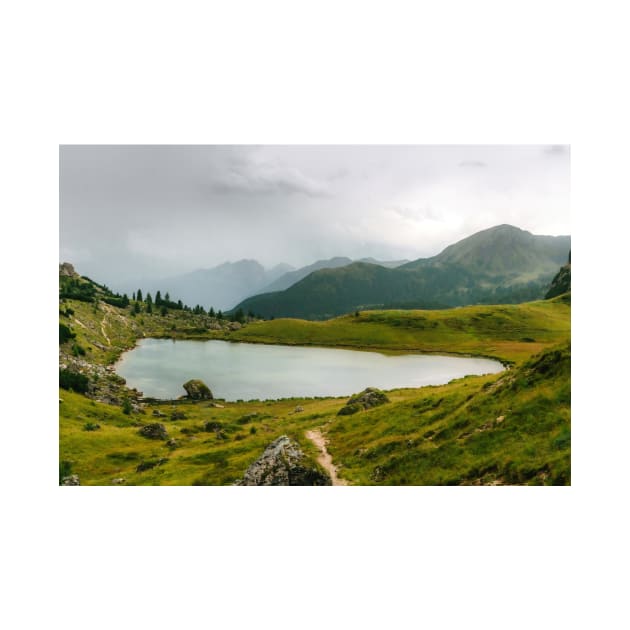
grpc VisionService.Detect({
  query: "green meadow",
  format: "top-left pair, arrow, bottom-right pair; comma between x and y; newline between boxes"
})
59,291 -> 570,485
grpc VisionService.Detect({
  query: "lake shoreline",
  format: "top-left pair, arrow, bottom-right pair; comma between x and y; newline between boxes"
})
115,338 -> 506,402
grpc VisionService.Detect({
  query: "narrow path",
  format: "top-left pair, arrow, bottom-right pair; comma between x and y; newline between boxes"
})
100,317 -> 111,345
305,429 -> 348,486
72,317 -> 88,330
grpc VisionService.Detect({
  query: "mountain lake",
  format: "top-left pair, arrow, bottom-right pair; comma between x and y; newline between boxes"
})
115,338 -> 505,401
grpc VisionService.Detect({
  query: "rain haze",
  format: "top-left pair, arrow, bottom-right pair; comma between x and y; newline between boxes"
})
59,145 -> 570,290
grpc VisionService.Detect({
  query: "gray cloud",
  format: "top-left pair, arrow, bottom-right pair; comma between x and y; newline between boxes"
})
208,157 -> 329,197
458,160 -> 487,168
60,145 -> 571,289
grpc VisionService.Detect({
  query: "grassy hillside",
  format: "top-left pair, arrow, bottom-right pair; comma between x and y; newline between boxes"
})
233,225 -> 571,319
326,342 -> 570,485
59,389 -> 341,485
227,295 -> 571,364
60,266 -> 571,485
60,340 -> 570,486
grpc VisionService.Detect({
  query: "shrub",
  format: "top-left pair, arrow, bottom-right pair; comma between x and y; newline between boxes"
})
59,369 -> 89,393
204,421 -> 223,432
72,343 -> 86,356
136,458 -> 168,473
337,403 -> 362,416
59,460 -> 73,484
237,413 -> 259,424
83,422 -> 101,431
121,398 -> 133,415
59,323 -> 75,344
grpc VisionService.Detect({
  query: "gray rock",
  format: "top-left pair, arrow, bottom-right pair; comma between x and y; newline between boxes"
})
138,423 -> 168,440
337,387 -> 390,416
294,405 -> 304,413
112,478 -> 126,485
236,435 -> 331,486
152,409 -> 167,417
61,474 -> 80,486
228,321 -> 242,331
183,379 -> 213,400
59,262 -> 77,277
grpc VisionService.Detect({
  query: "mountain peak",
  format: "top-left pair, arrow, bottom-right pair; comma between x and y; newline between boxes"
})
486,223 -> 530,235
426,224 -> 569,277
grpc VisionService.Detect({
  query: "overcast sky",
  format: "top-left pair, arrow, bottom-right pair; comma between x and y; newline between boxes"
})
60,145 -> 570,286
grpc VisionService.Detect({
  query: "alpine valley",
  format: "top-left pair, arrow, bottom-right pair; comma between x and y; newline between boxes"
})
59,224 -> 571,486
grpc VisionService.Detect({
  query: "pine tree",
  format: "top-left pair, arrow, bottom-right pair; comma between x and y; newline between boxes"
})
234,308 -> 245,323
209,307 -> 215,317
136,289 -> 143,303
155,290 -> 162,306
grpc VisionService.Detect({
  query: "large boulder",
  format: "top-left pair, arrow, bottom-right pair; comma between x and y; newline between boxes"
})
183,379 -> 213,400
337,387 -> 390,416
236,435 -> 331,486
138,423 -> 168,440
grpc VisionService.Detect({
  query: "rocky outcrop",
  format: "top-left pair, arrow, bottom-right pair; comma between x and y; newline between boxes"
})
183,379 -> 213,400
337,387 -> 390,415
545,252 -> 571,299
61,474 -> 80,486
236,435 -> 332,486
59,262 -> 77,277
138,423 -> 168,440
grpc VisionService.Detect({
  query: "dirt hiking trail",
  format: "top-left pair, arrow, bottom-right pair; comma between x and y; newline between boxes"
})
305,429 -> 348,486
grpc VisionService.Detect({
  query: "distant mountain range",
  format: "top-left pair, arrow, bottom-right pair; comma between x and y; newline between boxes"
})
259,256 -> 409,294
120,256 -> 410,311
233,225 -> 571,319
117,260 -> 291,311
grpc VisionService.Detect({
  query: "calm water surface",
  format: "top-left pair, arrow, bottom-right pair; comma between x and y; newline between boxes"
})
115,339 -> 504,401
